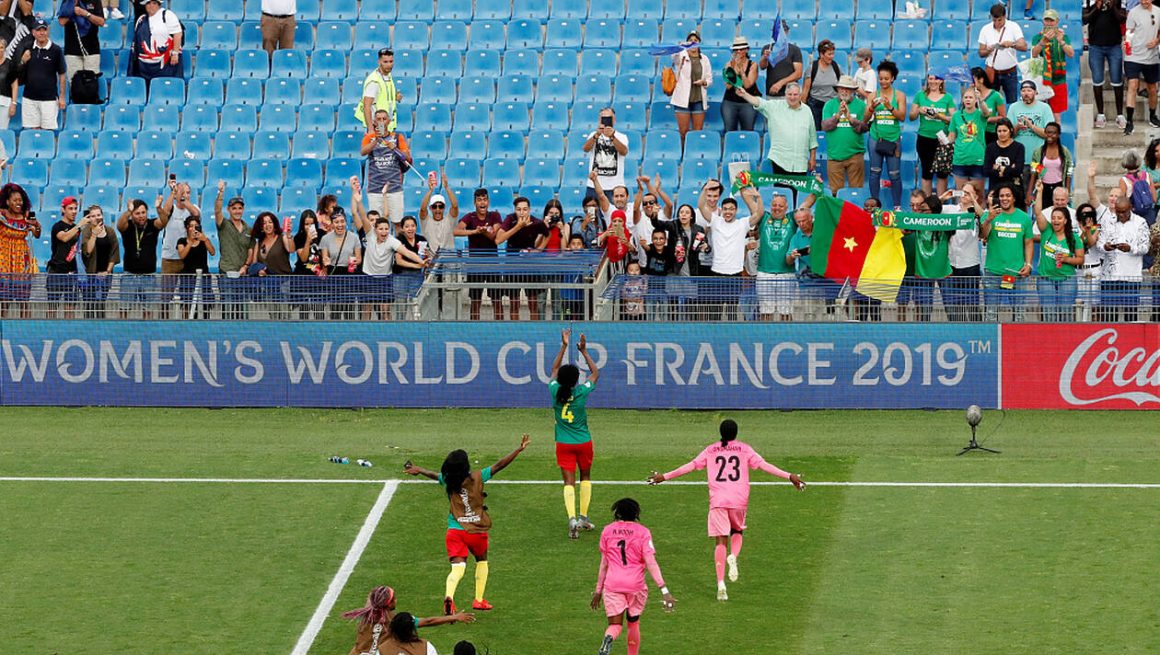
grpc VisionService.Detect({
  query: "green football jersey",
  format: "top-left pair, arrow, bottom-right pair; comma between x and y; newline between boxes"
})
549,380 -> 594,444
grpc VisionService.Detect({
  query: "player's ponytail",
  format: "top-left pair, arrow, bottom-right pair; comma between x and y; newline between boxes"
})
441,449 -> 471,498
389,612 -> 421,642
453,641 -> 481,655
556,364 -> 580,405
611,497 -> 641,522
719,419 -> 738,447
340,585 -> 394,627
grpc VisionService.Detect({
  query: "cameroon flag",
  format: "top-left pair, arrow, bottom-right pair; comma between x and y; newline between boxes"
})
810,196 -> 907,303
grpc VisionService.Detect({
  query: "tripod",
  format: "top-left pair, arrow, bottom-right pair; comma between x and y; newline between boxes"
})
957,424 -> 999,455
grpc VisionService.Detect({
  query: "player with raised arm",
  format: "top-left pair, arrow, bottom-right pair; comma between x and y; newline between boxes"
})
648,419 -> 805,601
341,584 -> 475,655
591,498 -> 676,655
549,328 -> 601,540
405,434 -> 530,614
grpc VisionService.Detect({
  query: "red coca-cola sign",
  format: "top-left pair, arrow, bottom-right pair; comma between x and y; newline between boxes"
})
1003,325 -> 1160,409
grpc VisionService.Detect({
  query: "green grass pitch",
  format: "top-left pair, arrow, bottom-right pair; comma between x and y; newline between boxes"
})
2,407 -> 1160,654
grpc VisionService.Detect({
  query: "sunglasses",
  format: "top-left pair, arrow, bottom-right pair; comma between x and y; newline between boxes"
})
431,203 -> 445,209
642,200 -> 657,206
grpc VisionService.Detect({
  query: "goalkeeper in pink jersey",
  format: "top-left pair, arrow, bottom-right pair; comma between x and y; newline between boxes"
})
648,419 -> 806,601
591,498 -> 676,655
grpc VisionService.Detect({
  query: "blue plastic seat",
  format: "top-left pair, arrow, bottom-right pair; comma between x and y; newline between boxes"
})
705,0 -> 740,19
325,158 -> 362,186
272,50 -> 308,78
546,19 -> 583,48
17,130 -> 54,160
64,105 -> 101,132
287,130 -> 328,160
357,0 -> 393,20
172,131 -> 211,161
930,20 -> 969,51
893,20 -> 929,50
391,50 -> 426,78
542,49 -> 578,77
12,159 -> 48,188
450,102 -> 491,130
644,129 -> 682,161
518,186 -> 554,212
301,78 -> 339,105
852,20 -> 891,49
625,0 -> 662,19
723,131 -> 762,163
578,49 -> 616,76
816,19 -> 853,49
462,49 -> 501,78
445,158 -> 483,189
253,131 -> 292,160
168,159 -> 206,189
664,0 -> 701,19
589,0 -> 626,19
297,106 -> 336,133
96,131 -> 134,160
458,75 -> 496,104
888,51 -> 925,80
495,75 -> 532,101
436,0 -> 473,20
186,78 -> 223,106
612,101 -> 648,132
109,77 -> 146,105
585,20 -> 622,48
238,186 -> 277,213
199,21 -> 237,50
194,50 -> 231,79
561,157 -> 591,189
532,101 -> 570,131
431,21 -> 469,50
206,159 -> 246,191
574,74 -> 613,106
492,102 -> 530,131
857,0 -> 895,20
263,78 -> 300,106
246,159 -> 284,188
536,75 -> 574,105
99,22 -> 124,50
82,186 -> 121,210
147,78 -> 186,106
928,50 -> 965,76
422,104 -> 454,132
315,21 -> 353,50
353,22 -> 390,49
622,21 -> 659,48
428,50 -> 465,77
475,0 -> 510,20
393,21 -> 430,51
310,49 -> 348,78
231,49 -> 268,79
136,130 -> 173,161
56,131 -> 94,160
618,49 -> 656,76
182,106 -> 219,133
640,157 -> 679,184
525,130 -> 567,162
661,18 -> 698,42
524,158 -> 562,187
681,159 -> 720,187
449,131 -> 488,160
127,159 -> 165,187
171,0 -> 205,22
294,0 -> 321,22
505,20 -> 542,49
88,159 -> 127,187
501,49 -> 538,76
239,19 -> 262,46
258,105 -> 298,133
483,158 -> 520,187
219,105 -> 258,133
397,0 -> 434,20
818,2 -> 856,20
683,131 -> 722,161
469,19 -> 505,50
409,130 -> 447,160
613,74 -> 651,105
700,20 -> 736,46
487,130 -> 526,161
937,0 -> 972,21
225,78 -> 264,106
211,132 -> 249,161
99,50 -> 118,80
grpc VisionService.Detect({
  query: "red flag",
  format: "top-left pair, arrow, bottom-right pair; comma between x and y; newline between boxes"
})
810,195 -> 877,281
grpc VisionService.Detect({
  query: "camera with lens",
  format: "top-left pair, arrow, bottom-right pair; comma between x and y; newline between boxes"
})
547,214 -> 562,227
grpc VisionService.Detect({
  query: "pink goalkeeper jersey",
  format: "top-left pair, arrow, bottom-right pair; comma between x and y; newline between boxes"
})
598,521 -> 656,594
665,440 -> 791,510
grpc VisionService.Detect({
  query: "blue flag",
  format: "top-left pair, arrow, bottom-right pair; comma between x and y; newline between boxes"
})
936,65 -> 973,85
766,13 -> 789,68
648,42 -> 696,57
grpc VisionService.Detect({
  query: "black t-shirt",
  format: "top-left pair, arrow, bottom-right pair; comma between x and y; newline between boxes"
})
293,227 -> 328,274
460,211 -> 502,251
85,227 -> 118,273
644,245 -> 676,276
393,234 -> 429,273
120,220 -> 161,274
1084,0 -> 1126,47
176,237 -> 209,274
47,220 -> 79,273
500,214 -> 547,251
62,0 -> 104,56
23,42 -> 66,101
765,44 -> 802,97
984,141 -> 1026,188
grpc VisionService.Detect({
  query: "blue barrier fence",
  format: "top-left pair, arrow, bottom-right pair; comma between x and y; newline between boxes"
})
0,321 -> 1000,409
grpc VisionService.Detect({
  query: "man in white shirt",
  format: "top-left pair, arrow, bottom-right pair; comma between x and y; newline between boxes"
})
977,4 -> 1028,103
157,179 -> 200,303
582,107 -> 629,203
944,185 -> 984,322
260,0 -> 296,56
630,175 -> 673,264
694,179 -> 723,271
1097,196 -> 1152,321
701,190 -> 763,320
1124,0 -> 1160,134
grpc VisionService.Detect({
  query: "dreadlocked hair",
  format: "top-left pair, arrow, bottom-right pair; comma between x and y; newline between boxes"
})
441,449 -> 471,498
719,419 -> 738,447
340,585 -> 395,627
611,497 -> 641,522
555,364 -> 580,405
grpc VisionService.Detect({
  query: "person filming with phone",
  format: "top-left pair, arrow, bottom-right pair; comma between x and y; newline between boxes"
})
582,107 -> 629,204
361,108 -> 412,226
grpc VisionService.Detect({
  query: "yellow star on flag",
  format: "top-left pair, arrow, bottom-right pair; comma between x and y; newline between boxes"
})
843,237 -> 858,252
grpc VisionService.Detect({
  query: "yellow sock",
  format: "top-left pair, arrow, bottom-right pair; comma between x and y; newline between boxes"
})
563,485 -> 577,519
474,560 -> 490,601
579,480 -> 593,517
445,562 -> 466,599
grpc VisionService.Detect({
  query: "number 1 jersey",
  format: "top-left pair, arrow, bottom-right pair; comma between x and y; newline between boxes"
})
598,520 -> 656,594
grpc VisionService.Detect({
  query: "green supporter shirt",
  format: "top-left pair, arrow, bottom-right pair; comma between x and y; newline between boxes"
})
821,96 -> 867,161
950,109 -> 986,166
217,219 -> 254,274
439,466 -> 493,531
914,230 -> 952,279
912,91 -> 956,139
981,90 -> 1004,135
1037,230 -> 1080,280
757,211 -> 797,274
984,209 -> 1033,276
868,89 -> 904,142
549,379 -> 594,444
788,230 -> 812,274
1031,33 -> 1072,85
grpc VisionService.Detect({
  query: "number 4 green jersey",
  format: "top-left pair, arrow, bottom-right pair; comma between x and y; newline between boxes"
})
549,380 -> 595,444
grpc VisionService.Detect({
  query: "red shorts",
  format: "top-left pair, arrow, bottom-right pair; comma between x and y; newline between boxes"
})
556,441 -> 594,470
445,529 -> 489,559
1046,82 -> 1068,114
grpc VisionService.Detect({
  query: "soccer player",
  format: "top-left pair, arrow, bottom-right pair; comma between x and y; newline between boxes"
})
591,498 -> 676,655
549,328 -> 602,539
342,585 -> 474,655
405,434 -> 530,614
648,419 -> 806,600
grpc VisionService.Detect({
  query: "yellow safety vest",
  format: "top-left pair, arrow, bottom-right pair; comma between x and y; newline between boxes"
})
353,70 -> 398,130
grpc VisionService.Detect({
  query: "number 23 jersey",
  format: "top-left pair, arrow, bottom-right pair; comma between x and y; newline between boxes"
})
548,379 -> 594,444
687,441 -> 775,510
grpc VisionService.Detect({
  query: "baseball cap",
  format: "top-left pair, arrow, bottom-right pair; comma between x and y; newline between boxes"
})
227,196 -> 245,208
428,194 -> 447,208
1020,79 -> 1037,90
32,18 -> 48,30
61,196 -> 78,208
1043,8 -> 1059,21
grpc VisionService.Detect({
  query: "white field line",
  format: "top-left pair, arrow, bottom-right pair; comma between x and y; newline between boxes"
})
289,480 -> 399,655
1,477 -> 1160,489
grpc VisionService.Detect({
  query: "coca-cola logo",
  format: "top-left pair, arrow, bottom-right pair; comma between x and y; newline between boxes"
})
1059,328 -> 1160,406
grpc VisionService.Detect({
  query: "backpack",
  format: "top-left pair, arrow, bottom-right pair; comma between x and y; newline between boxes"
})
70,69 -> 103,104
1124,171 -> 1153,215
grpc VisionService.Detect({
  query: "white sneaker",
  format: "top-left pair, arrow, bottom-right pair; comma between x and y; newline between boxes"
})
568,517 -> 579,540
1117,115 -> 1128,130
716,585 -> 729,601
726,554 -> 739,582
1096,114 -> 1107,129
109,7 -> 124,19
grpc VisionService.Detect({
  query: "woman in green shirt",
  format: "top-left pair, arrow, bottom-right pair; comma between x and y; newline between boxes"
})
979,183 -> 1034,322
947,88 -> 989,199
1035,206 -> 1084,322
909,73 -> 956,196
863,60 -> 907,210
971,66 -> 1007,145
